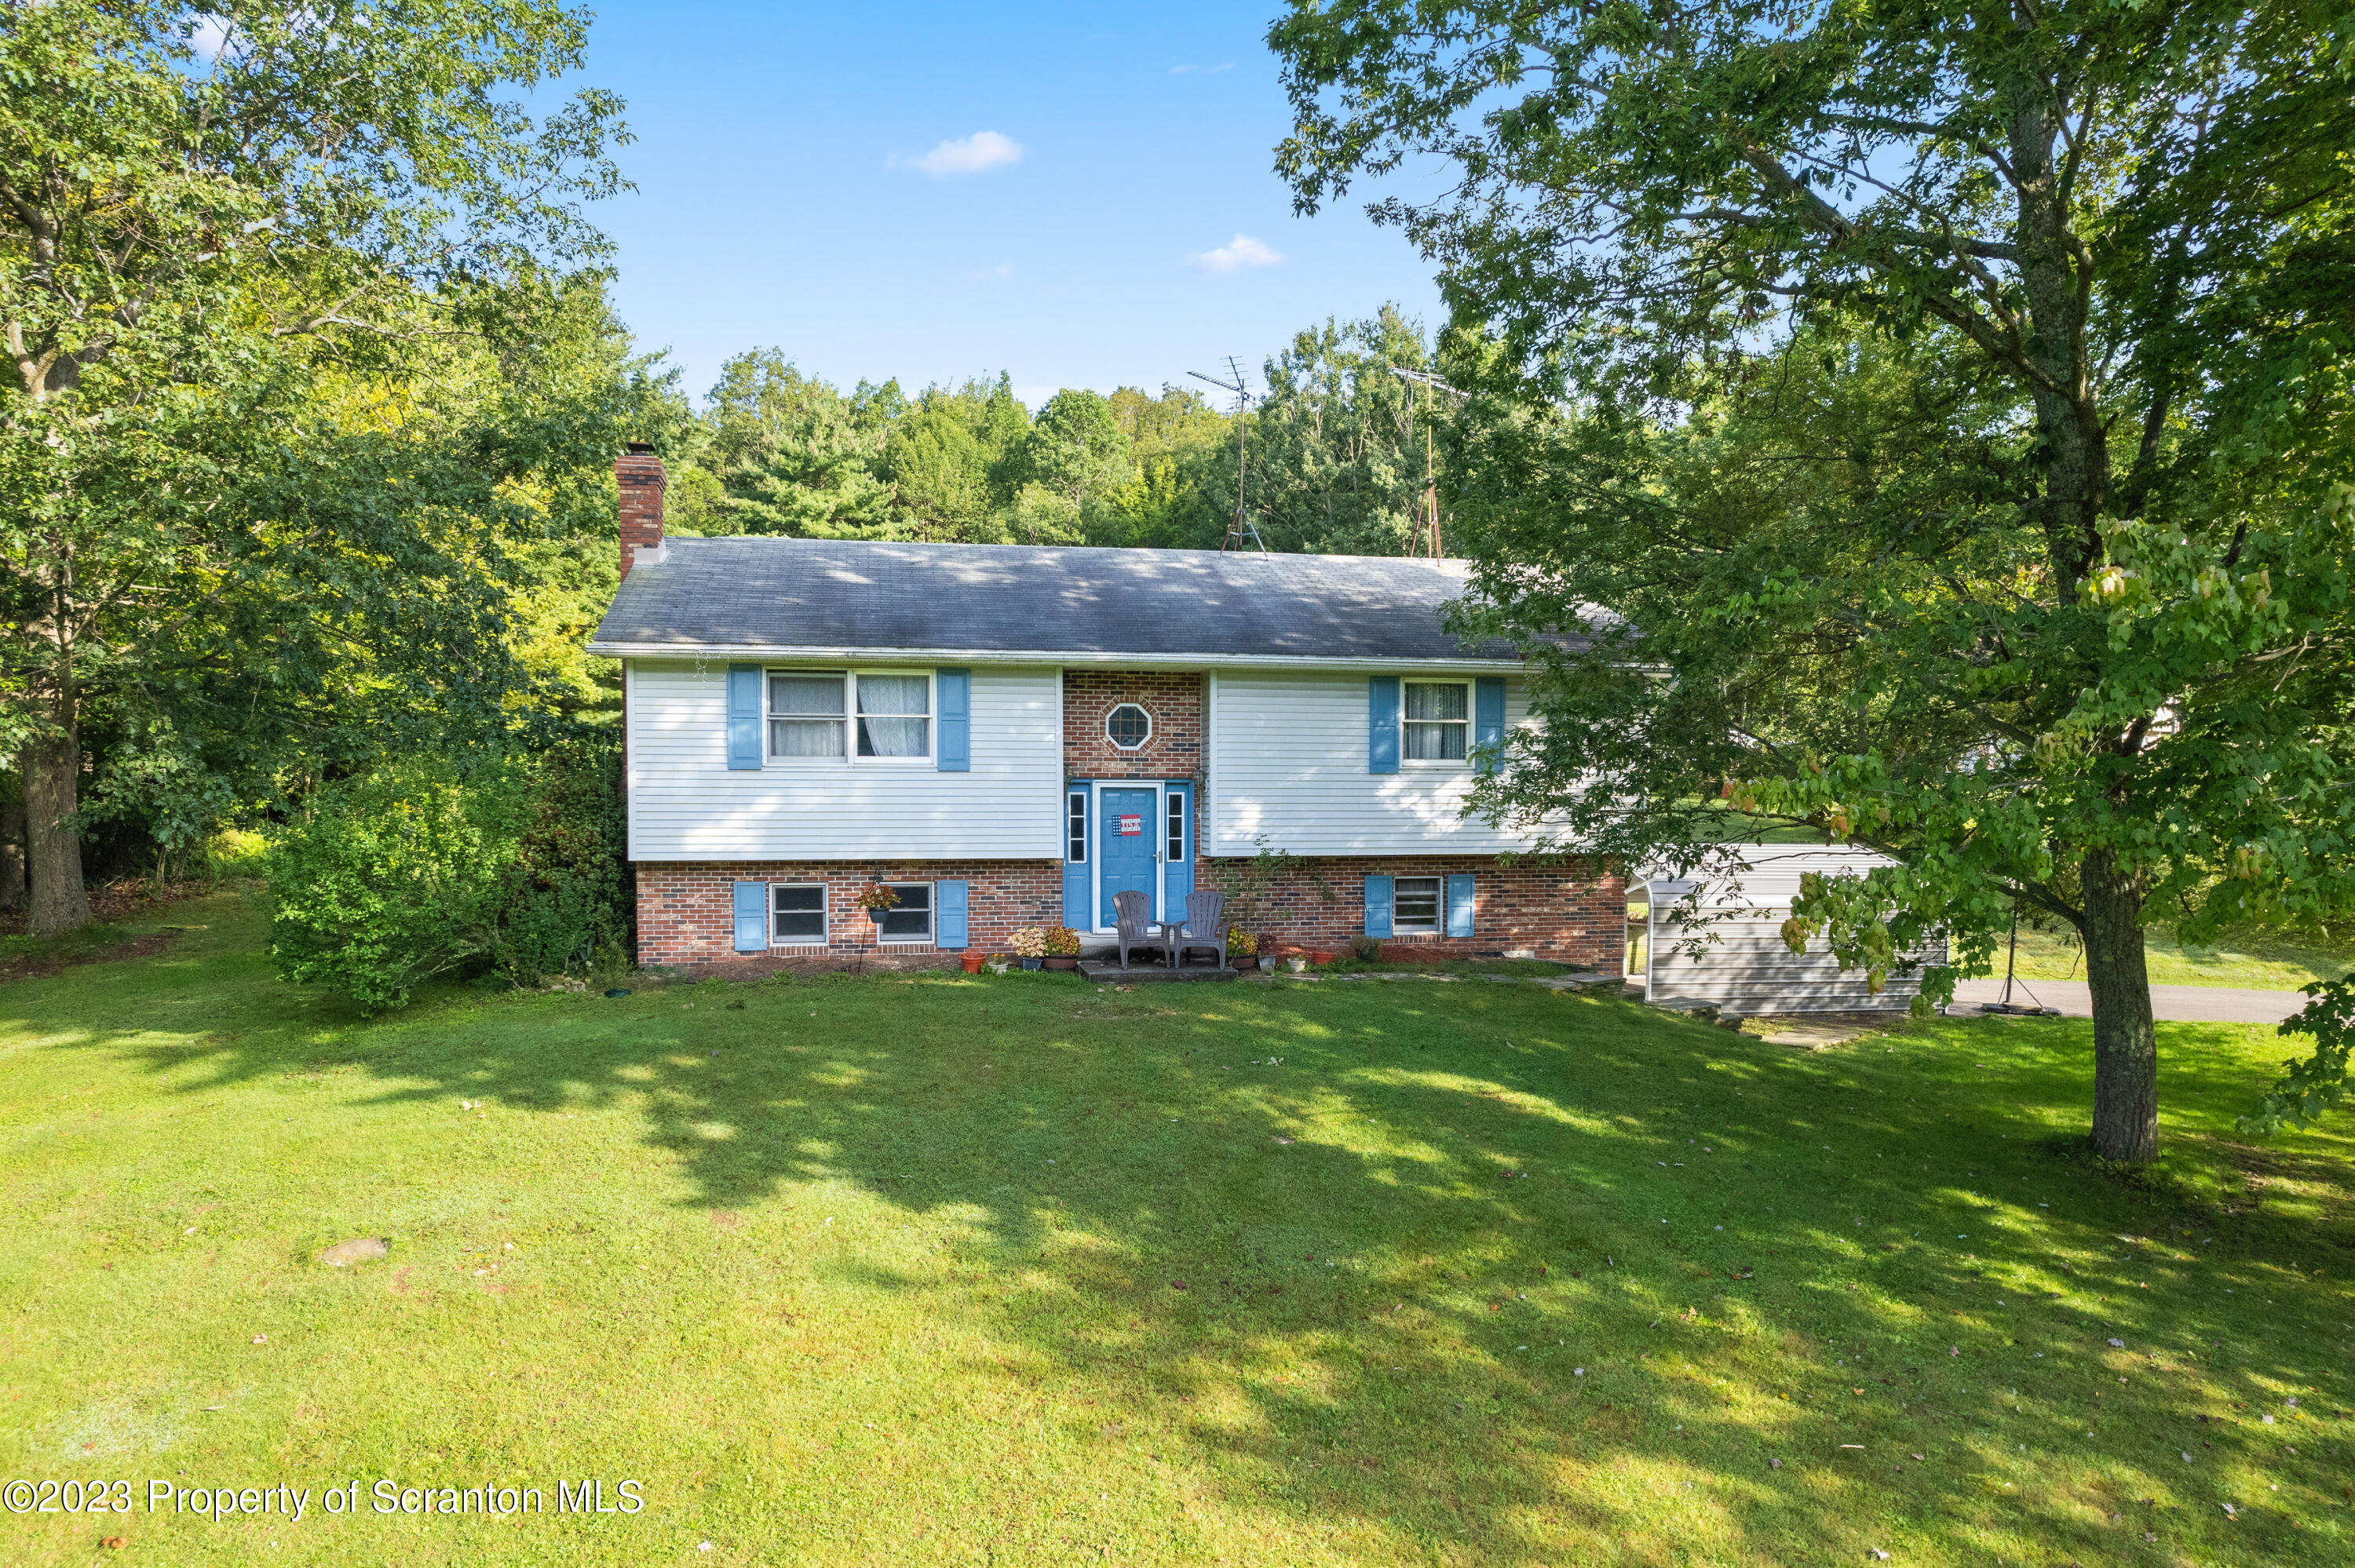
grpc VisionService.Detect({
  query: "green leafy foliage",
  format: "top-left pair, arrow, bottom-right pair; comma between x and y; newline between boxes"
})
2243,979 -> 2355,1135
1273,0 -> 2355,1160
265,732 -> 629,1012
265,764 -> 525,1014
0,0 -> 631,933
663,314 -> 1467,554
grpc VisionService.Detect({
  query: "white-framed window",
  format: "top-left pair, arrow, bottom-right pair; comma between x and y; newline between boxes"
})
1393,876 -> 1443,934
876,882 -> 933,943
769,671 -> 847,758
856,673 -> 931,759
1403,680 -> 1470,763
1066,789 -> 1088,862
1166,790 -> 1185,865
772,883 -> 827,943
1105,703 -> 1152,749
767,670 -> 933,763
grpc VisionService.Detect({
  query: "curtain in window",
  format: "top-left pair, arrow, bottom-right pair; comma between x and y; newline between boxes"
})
769,674 -> 845,757
857,675 -> 930,757
1404,682 -> 1468,760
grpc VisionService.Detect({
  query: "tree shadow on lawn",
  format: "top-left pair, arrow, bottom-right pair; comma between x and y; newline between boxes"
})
20,910 -> 2355,1564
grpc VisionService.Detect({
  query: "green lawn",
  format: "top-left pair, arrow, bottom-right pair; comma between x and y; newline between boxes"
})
2,894 -> 2350,1566
2002,926 -> 2353,991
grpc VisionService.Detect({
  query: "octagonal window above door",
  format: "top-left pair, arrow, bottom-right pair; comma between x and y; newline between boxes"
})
1105,704 -> 1152,749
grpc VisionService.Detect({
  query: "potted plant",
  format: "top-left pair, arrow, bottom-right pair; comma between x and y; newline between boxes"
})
1042,926 -> 1082,970
985,954 -> 1013,975
1010,927 -> 1047,970
960,950 -> 985,975
853,884 -> 900,924
1226,928 -> 1260,970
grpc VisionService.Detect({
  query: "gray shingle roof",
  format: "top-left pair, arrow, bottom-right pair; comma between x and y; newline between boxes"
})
590,538 -> 1549,664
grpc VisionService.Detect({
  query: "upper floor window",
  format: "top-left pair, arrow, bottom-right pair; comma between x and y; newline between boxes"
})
770,673 -> 846,757
768,671 -> 930,762
1106,703 -> 1152,749
1403,680 -> 1469,762
856,674 -> 930,758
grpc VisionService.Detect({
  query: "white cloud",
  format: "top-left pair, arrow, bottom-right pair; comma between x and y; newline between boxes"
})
189,13 -> 233,60
1188,234 -> 1283,274
903,131 -> 1024,177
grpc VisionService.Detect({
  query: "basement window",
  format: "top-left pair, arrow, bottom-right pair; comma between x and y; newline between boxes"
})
1393,877 -> 1441,935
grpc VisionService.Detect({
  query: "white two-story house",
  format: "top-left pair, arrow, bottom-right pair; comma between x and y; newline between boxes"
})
590,445 -> 1624,968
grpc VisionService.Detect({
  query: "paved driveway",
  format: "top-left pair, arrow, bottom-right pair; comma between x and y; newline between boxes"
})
1948,976 -> 2309,1024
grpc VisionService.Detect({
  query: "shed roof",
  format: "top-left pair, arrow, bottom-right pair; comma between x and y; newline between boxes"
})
589,538 -> 1561,665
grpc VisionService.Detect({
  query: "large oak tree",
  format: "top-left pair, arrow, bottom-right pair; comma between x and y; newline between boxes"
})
1272,0 -> 2355,1159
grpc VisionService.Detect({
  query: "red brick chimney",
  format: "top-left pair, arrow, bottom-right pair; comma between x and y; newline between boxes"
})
615,441 -> 666,578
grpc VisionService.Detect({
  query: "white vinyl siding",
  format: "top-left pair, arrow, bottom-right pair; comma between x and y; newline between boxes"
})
1206,670 -> 1543,855
1639,848 -> 1948,1013
626,661 -> 1061,859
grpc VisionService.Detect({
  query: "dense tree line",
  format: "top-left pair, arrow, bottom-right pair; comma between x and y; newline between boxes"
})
644,303 -> 1453,557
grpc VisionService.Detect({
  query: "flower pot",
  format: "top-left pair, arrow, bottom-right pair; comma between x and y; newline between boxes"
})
986,961 -> 1010,975
1286,957 -> 1307,973
1309,949 -> 1338,966
865,907 -> 885,924
960,952 -> 985,975
1044,955 -> 1079,972
1020,957 -> 1042,971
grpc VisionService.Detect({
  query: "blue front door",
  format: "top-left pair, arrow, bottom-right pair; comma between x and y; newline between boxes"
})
1099,787 -> 1158,928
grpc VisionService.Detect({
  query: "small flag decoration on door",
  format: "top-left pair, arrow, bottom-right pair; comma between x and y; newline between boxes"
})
1118,815 -> 1143,835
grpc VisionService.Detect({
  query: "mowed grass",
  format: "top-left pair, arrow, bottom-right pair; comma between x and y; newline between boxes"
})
2,895 -> 2350,1567
2005,926 -> 2353,991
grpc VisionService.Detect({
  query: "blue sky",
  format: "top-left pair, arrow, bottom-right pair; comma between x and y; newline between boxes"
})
576,2 -> 1445,407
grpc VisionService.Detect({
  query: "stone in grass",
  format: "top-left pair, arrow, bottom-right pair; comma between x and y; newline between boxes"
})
319,1238 -> 391,1267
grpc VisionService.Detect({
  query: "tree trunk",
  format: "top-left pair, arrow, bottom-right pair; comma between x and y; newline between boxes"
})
23,731 -> 90,935
0,785 -> 24,912
2081,850 -> 2157,1163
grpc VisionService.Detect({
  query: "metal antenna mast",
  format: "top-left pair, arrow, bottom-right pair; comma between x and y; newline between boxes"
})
1188,358 -> 1267,555
1389,366 -> 1466,560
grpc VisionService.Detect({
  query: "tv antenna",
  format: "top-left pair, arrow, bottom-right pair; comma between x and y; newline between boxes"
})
1389,366 -> 1465,560
1188,357 -> 1267,555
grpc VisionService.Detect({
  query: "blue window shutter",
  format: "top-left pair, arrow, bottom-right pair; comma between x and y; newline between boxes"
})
1364,874 -> 1394,939
1474,676 -> 1506,776
732,881 -> 768,952
1368,676 -> 1400,774
937,668 -> 970,771
936,880 -> 969,949
1446,873 -> 1476,938
1062,789 -> 1090,928
726,664 -> 762,770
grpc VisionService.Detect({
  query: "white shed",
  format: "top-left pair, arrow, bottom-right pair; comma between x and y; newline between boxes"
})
1630,847 -> 1947,1015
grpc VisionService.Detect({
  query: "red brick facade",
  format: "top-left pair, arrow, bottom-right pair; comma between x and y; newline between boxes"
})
637,860 -> 1061,968
1063,671 -> 1203,780
628,668 -> 1622,973
635,855 -> 1623,971
1200,854 -> 1625,969
615,446 -> 666,579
